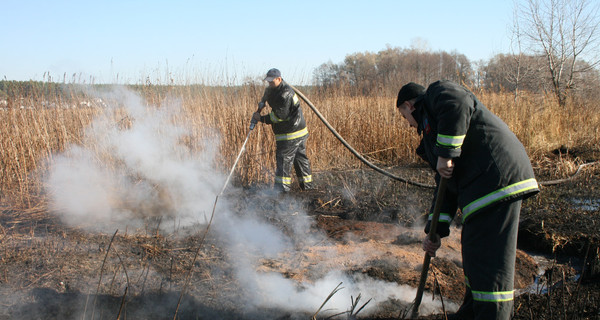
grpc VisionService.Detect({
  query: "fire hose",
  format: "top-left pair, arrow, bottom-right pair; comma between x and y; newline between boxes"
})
288,85 -> 436,189
290,85 -> 598,189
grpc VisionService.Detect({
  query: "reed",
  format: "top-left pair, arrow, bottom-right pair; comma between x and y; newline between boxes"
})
1,81 -> 598,210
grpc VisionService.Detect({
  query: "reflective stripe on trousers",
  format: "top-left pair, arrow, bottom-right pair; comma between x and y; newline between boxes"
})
275,176 -> 292,185
459,198 -> 522,320
275,134 -> 313,191
465,277 -> 514,302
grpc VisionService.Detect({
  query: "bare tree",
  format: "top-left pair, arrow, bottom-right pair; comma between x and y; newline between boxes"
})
343,51 -> 379,94
482,53 -> 546,93
314,61 -> 347,89
509,5 -> 527,104
516,0 -> 600,106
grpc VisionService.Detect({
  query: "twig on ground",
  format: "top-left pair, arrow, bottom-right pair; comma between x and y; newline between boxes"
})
397,304 -> 411,319
317,197 -> 341,210
324,293 -> 372,320
139,261 -> 151,295
539,161 -> 600,186
113,247 -> 131,292
545,258 -> 556,319
108,264 -> 121,294
349,293 -> 372,318
430,264 -> 447,319
168,257 -> 174,290
23,269 -> 58,289
560,269 -> 567,319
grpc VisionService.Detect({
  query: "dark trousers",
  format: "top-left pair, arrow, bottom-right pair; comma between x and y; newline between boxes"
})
274,135 -> 313,192
456,198 -> 522,320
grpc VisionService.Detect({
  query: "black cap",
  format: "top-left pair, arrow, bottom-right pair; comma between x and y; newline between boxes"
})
264,68 -> 282,82
396,82 -> 425,108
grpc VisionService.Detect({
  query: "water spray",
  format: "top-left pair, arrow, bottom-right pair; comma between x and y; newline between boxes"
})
173,107 -> 262,319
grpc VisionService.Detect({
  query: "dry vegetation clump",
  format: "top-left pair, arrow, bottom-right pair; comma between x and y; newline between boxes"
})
477,89 -> 600,159
0,107 -> 99,207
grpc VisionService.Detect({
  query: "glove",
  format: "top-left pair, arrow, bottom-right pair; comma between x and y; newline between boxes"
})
424,220 -> 450,238
249,111 -> 261,130
258,101 -> 266,110
422,234 -> 441,257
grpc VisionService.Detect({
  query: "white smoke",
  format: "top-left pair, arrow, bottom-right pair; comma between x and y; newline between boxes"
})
44,87 -> 455,317
46,86 -> 222,231
213,204 -> 453,316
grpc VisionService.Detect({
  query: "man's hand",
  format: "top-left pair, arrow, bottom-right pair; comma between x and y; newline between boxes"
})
251,112 -> 261,122
436,156 -> 454,179
422,234 -> 441,257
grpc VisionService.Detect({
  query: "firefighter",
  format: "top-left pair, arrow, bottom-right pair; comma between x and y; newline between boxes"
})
252,68 -> 314,192
396,80 -> 539,320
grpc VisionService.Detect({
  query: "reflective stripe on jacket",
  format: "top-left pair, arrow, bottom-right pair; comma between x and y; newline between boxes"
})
462,178 -> 538,222
275,127 -> 308,141
416,80 -> 539,225
260,81 -> 307,139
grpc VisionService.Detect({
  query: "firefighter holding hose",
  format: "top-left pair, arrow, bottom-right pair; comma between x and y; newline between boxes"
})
251,68 -> 314,192
396,80 -> 539,319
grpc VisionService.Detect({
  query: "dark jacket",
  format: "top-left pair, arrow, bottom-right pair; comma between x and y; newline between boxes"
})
416,80 -> 539,237
260,81 -> 308,141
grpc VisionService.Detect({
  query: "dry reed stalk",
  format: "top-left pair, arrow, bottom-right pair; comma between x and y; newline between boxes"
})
172,195 -> 218,320
116,286 -> 128,320
430,264 -> 448,320
86,229 -> 118,320
311,281 -> 343,320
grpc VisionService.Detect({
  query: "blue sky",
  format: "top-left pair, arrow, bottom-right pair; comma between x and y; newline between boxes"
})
2,0 -> 518,85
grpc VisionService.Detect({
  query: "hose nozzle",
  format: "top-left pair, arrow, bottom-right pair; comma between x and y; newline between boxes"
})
250,102 -> 265,130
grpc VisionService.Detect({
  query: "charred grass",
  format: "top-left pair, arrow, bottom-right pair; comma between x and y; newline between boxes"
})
1,162 -> 599,319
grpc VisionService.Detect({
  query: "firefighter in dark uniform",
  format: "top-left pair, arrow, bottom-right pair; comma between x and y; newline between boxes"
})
396,80 -> 539,320
252,68 -> 314,192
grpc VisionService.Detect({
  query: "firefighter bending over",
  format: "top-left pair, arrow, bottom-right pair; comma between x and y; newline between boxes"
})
396,80 -> 539,320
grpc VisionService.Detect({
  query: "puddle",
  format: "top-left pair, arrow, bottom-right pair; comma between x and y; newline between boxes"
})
570,198 -> 600,211
517,252 -> 583,295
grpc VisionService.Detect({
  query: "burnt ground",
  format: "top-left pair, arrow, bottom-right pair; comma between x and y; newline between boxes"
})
0,150 -> 599,319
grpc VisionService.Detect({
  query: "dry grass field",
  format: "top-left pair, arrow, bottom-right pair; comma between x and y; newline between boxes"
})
2,83 -> 598,210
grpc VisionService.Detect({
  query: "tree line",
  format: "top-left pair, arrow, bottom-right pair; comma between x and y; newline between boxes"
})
313,0 -> 600,107
313,46 -> 472,95
312,46 -> 600,103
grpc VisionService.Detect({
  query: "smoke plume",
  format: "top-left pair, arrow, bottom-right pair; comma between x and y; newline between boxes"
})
46,86 -> 222,231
